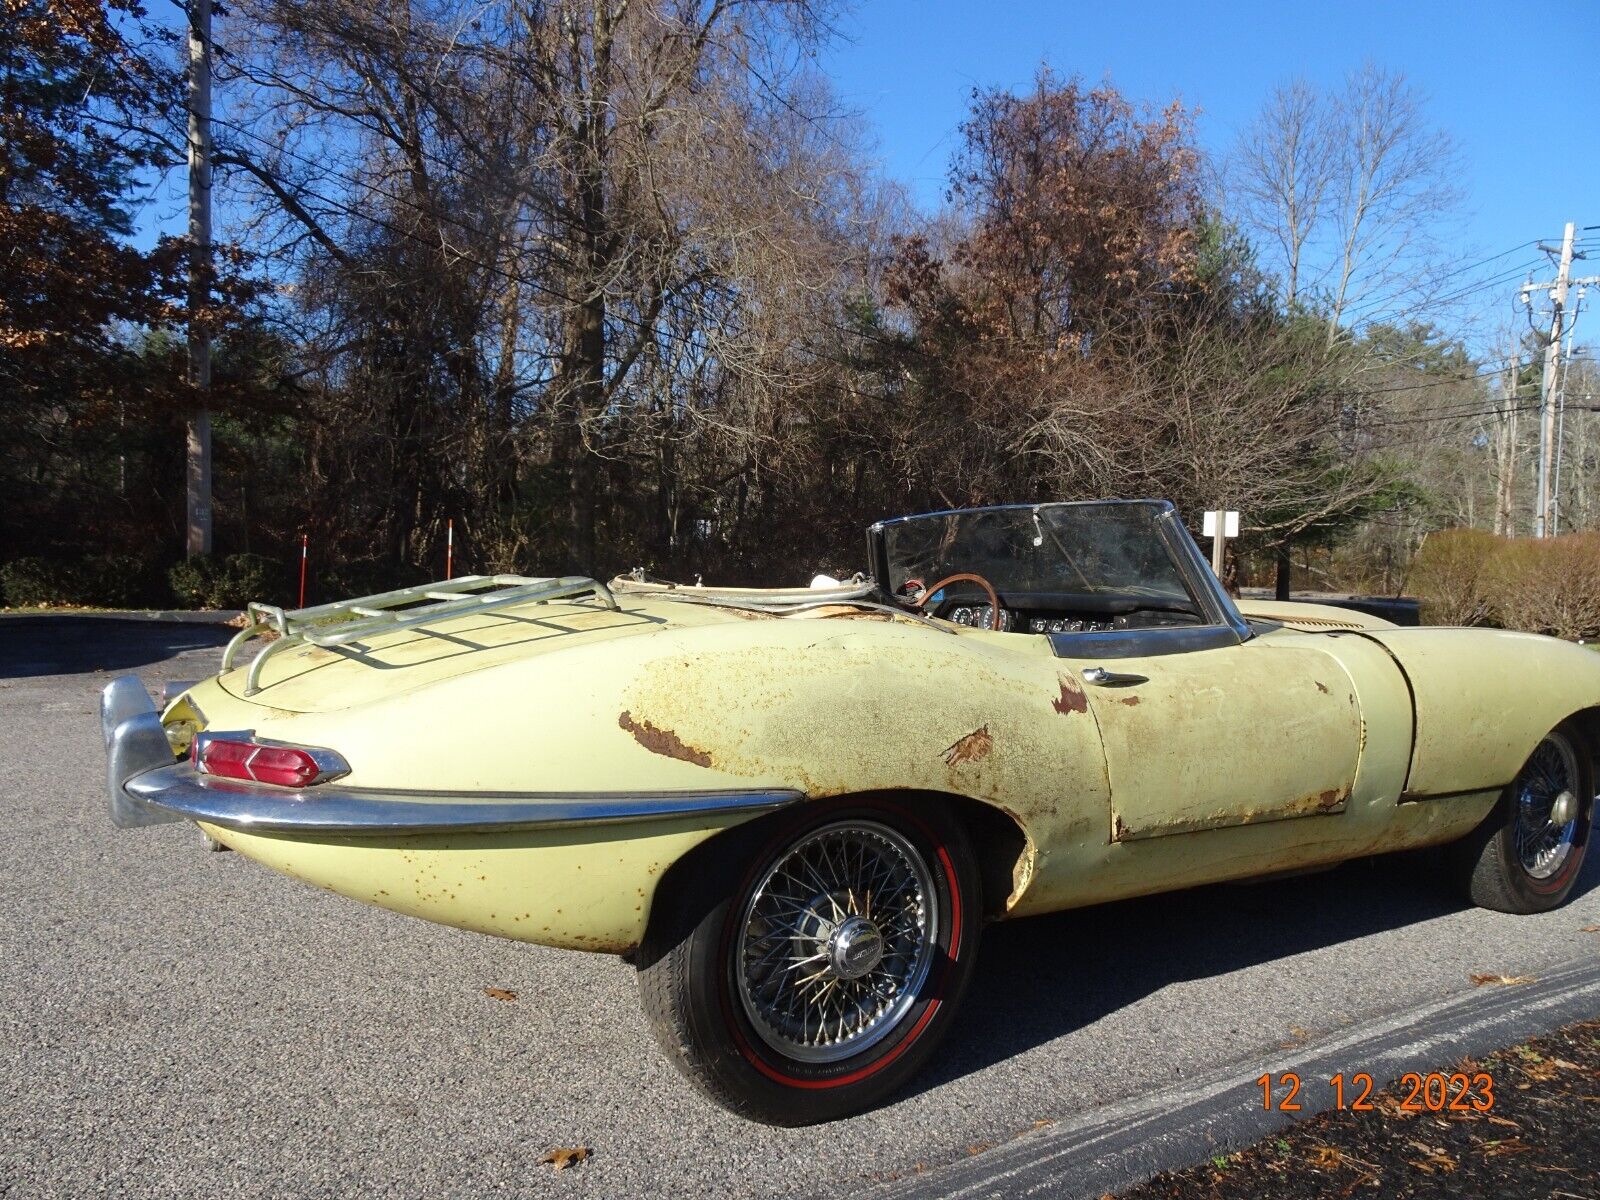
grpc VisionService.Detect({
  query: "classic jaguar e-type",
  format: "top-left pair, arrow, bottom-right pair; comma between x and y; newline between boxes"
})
102,500 -> 1597,1124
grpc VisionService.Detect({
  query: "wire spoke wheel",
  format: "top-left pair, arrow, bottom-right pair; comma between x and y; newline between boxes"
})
735,820 -> 938,1064
1514,732 -> 1583,880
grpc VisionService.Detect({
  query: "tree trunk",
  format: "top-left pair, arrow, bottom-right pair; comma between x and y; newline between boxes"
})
1274,540 -> 1293,601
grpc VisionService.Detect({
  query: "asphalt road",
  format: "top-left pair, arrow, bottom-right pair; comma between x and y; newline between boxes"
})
1,615 -> 1597,1199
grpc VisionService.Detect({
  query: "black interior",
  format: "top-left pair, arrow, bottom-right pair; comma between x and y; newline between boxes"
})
925,587 -> 1203,635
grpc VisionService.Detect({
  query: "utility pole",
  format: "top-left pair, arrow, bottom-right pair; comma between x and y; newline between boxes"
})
1494,349 -> 1519,536
1552,299 -> 1588,535
1523,223 -> 1600,537
185,0 -> 214,558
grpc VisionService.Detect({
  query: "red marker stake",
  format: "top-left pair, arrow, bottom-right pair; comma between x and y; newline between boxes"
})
446,519 -> 454,580
298,534 -> 308,609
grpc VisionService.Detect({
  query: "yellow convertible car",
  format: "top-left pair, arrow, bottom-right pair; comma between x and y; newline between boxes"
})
102,500 -> 1598,1124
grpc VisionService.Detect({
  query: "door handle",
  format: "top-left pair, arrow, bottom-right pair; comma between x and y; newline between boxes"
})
1082,666 -> 1148,688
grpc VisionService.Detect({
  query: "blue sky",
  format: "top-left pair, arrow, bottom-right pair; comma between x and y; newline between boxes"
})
136,1 -> 1598,351
820,0 -> 1600,345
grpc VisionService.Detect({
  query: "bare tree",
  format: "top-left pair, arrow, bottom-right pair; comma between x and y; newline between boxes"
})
1229,79 -> 1333,312
1323,63 -> 1462,345
1229,65 -> 1461,347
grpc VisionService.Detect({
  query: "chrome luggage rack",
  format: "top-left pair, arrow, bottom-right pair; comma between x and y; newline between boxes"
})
219,575 -> 619,696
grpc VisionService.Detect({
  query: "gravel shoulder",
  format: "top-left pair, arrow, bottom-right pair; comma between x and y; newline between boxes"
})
1,616 -> 1596,1198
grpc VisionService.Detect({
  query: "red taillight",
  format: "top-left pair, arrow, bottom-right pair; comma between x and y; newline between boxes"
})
193,737 -> 330,787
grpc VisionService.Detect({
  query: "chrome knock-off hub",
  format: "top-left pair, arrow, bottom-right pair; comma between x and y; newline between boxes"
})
1550,790 -> 1578,828
827,915 -> 885,980
1515,735 -> 1584,880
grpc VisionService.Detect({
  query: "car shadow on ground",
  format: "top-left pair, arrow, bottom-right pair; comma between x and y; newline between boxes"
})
0,617 -> 236,680
909,844 -> 1600,1099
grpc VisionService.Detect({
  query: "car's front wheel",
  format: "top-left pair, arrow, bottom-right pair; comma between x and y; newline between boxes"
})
638,797 -> 981,1125
1450,721 -> 1594,914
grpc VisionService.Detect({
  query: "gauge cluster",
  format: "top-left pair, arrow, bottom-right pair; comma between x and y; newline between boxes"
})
945,605 -> 1016,631
944,605 -> 1119,634
1024,615 -> 1117,634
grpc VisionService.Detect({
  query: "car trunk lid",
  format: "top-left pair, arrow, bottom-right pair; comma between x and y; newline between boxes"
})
214,595 -> 740,713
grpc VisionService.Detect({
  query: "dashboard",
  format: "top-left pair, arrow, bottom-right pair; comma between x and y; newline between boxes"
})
943,605 -> 1116,634
933,591 -> 1201,635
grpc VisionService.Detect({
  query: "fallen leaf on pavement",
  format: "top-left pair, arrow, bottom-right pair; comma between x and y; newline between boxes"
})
1579,925 -> 1599,933
538,1147 -> 591,1171
483,987 -> 517,1002
1469,973 -> 1535,987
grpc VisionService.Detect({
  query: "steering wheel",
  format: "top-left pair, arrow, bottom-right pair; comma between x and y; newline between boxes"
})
909,572 -> 1003,631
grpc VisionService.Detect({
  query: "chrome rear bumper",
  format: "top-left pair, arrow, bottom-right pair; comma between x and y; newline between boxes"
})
102,677 -> 185,829
99,675 -> 800,837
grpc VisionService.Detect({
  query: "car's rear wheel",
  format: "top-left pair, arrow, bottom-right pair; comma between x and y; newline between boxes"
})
1449,721 -> 1593,914
638,797 -> 981,1125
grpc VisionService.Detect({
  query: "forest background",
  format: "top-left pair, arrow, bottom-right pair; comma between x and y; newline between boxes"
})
5,0 -> 1597,625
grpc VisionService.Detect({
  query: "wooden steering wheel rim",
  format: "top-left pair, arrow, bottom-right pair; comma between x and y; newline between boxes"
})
911,573 -> 1003,631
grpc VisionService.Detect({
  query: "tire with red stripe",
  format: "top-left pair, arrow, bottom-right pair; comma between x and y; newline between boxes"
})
1448,720 -> 1593,914
638,796 -> 981,1125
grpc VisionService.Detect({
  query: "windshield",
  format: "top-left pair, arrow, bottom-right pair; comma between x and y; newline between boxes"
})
876,502 -> 1195,606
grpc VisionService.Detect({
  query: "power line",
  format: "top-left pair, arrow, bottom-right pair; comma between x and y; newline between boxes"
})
1345,364 -> 1509,398
1337,241 -> 1541,322
1356,401 -> 1537,431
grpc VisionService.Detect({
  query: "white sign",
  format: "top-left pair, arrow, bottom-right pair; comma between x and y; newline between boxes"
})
1202,510 -> 1240,538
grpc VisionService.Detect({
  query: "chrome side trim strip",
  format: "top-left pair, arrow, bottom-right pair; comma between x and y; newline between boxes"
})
122,765 -> 803,836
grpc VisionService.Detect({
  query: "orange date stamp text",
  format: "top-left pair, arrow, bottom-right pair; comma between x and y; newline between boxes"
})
1257,1070 -> 1495,1112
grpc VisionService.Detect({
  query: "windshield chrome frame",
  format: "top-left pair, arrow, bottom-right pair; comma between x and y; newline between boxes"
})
867,500 -> 1251,657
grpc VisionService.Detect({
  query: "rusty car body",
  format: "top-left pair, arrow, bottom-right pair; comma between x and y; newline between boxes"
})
102,500 -> 1600,1123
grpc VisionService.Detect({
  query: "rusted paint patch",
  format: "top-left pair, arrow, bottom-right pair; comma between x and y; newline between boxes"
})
560,932 -> 641,955
942,725 -> 994,766
1117,695 -> 1141,707
618,710 -> 713,767
1052,676 -> 1088,715
1307,785 -> 1349,811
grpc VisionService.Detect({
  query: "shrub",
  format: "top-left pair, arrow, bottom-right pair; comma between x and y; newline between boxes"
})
167,553 -> 280,609
0,558 -> 72,607
318,556 -> 422,603
1481,534 -> 1600,641
1407,528 -> 1502,626
1,555 -> 153,607
73,555 -> 151,607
